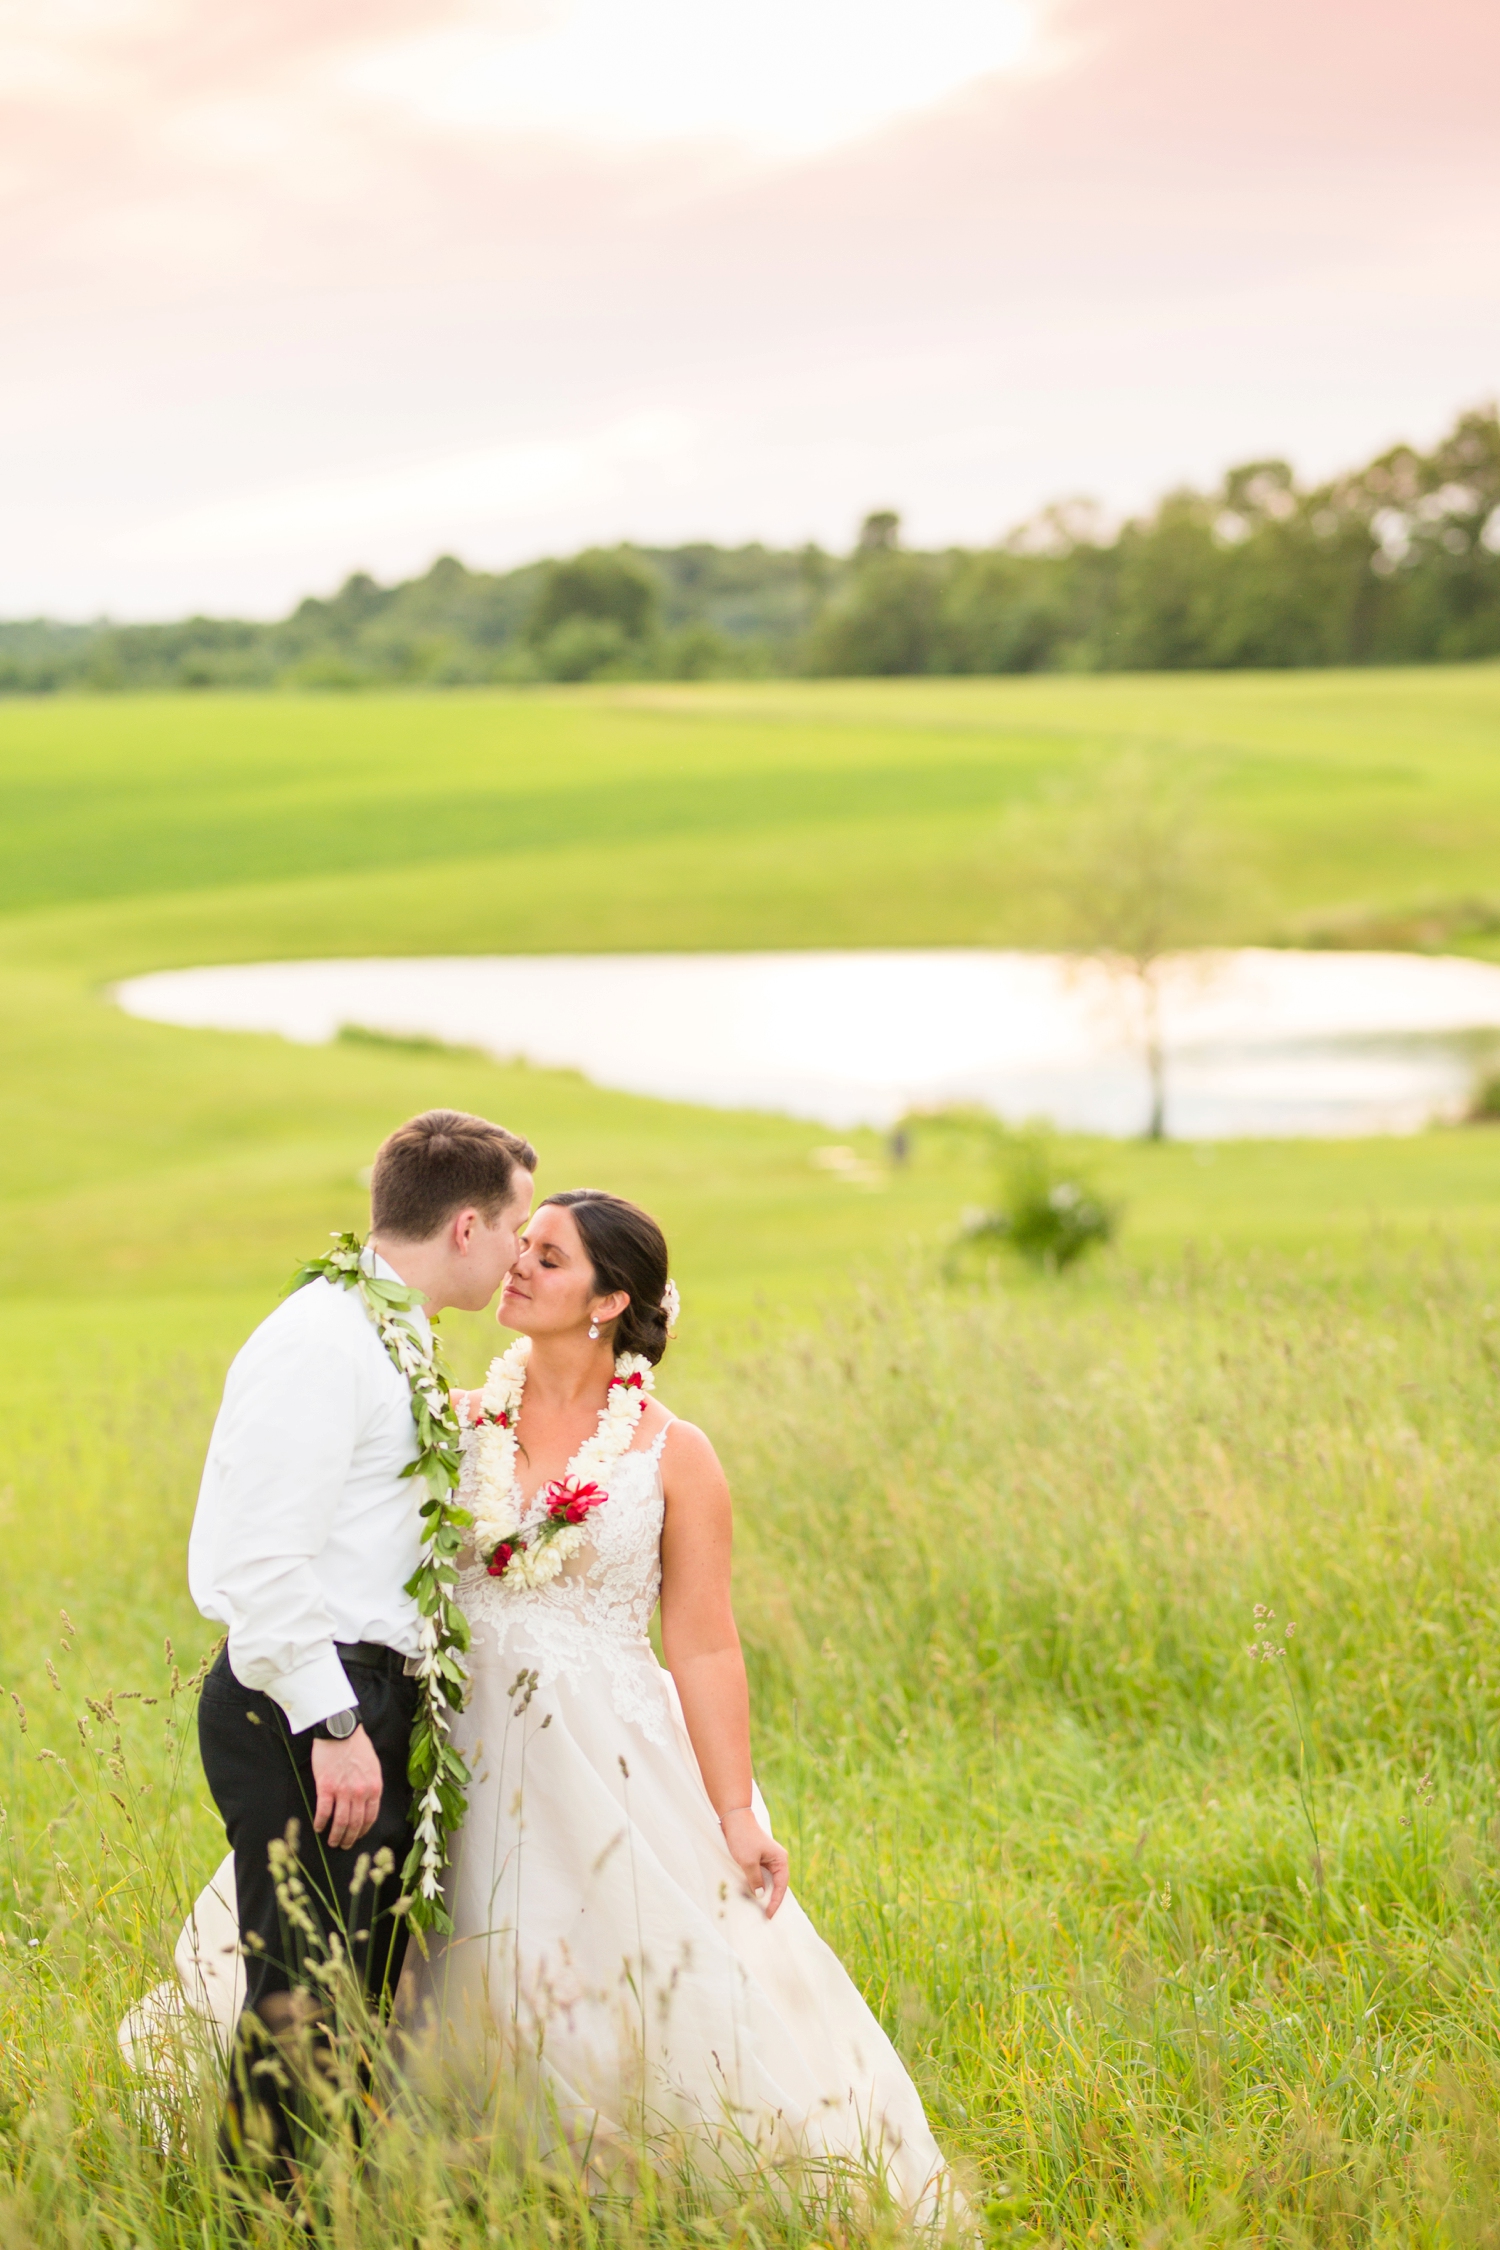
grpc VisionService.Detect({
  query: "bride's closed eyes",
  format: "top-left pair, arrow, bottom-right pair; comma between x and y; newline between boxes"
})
516,1224 -> 575,1269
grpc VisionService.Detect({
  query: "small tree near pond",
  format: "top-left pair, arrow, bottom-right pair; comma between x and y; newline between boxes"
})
1051,751 -> 1224,1140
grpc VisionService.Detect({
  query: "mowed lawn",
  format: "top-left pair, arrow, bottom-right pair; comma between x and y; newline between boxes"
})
7,668 -> 1500,1320
6,674 -> 1500,2245
9,669 -> 1500,955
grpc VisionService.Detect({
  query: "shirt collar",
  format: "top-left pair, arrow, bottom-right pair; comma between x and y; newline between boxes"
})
362,1244 -> 432,1335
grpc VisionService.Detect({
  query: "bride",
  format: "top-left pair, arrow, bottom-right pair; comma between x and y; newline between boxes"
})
409,1188 -> 952,2212
132,1187 -> 954,2217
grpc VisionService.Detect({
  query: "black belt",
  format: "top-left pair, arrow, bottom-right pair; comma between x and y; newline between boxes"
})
334,1639 -> 420,1679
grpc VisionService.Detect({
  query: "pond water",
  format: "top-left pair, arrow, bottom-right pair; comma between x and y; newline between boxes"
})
113,949 -> 1500,1139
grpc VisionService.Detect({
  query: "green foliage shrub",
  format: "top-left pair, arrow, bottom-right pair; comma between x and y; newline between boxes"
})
950,1130 -> 1118,1271
977,1167 -> 1117,1269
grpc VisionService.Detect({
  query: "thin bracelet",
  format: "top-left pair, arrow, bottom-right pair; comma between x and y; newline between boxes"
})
718,1803 -> 753,1822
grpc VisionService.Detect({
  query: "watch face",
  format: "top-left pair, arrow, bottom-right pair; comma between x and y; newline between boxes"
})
326,1708 -> 358,1739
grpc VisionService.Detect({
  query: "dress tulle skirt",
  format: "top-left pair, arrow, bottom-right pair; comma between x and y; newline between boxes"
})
404,1616 -> 953,2218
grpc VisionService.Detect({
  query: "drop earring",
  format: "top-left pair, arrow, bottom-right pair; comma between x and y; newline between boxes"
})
588,1320 -> 599,1339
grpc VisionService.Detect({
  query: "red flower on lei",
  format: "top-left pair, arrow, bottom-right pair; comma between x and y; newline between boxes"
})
546,1478 -> 608,1525
484,1481 -> 608,1575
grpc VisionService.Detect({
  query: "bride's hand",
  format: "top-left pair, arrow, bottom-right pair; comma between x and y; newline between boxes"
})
720,1807 -> 789,1918
452,1388 -> 483,1425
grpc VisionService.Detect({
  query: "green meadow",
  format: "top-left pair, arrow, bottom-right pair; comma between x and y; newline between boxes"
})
6,672 -> 1500,2245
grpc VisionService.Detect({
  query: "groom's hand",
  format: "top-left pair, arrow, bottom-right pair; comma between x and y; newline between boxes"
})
311,1728 -> 383,1850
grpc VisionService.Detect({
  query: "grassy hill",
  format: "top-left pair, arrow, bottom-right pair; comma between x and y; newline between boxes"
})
5,668 -> 1500,1317
6,673 -> 1500,2244
10,666 -> 1500,948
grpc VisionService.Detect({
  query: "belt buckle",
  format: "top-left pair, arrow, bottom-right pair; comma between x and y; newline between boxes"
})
402,1654 -> 424,1677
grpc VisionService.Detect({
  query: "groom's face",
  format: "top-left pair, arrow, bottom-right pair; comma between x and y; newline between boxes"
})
456,1173 -> 535,1310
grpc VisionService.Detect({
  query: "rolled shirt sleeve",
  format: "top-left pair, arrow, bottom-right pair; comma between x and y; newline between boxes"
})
189,1286 -> 360,1734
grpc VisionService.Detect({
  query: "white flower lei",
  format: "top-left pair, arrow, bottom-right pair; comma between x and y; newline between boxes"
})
289,1233 -> 471,1937
468,1336 -> 655,1589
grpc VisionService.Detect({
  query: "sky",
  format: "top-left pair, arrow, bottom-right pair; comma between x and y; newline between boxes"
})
4,0 -> 1498,619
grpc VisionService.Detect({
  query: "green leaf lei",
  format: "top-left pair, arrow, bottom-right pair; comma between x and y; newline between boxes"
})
289,1231 -> 472,1937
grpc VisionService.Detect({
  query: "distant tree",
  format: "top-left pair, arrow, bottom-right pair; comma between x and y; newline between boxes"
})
858,510 -> 902,553
660,623 -> 758,679
798,542 -> 833,615
533,617 -> 636,682
526,548 -> 660,648
6,403 -> 1500,696
1050,754 -> 1223,1140
1337,406 -> 1500,660
938,550 -> 1079,672
802,529 -> 940,675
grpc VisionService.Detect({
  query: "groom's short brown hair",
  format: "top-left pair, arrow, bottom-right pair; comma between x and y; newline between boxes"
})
371,1109 -> 537,1241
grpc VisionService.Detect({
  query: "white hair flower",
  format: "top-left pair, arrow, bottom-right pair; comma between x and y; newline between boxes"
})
661,1278 -> 681,1330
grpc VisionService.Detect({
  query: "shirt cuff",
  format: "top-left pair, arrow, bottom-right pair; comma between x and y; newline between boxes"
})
257,1645 -> 356,1736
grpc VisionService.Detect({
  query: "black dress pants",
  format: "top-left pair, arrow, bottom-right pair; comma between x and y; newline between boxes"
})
197,1648 -> 418,2171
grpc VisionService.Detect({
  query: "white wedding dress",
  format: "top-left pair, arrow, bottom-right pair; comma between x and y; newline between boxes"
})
128,1418 -> 954,2219
407,1415 -> 953,2213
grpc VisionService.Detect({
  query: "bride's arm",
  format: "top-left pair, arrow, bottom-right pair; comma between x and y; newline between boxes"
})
658,1422 -> 790,1918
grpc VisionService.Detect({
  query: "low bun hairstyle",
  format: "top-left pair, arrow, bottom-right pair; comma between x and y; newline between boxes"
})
543,1190 -> 672,1365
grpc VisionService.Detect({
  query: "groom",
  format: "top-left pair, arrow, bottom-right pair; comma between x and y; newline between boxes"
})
189,1107 -> 536,2175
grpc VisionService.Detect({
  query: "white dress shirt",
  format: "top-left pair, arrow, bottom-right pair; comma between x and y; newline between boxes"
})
188,1253 -> 427,1734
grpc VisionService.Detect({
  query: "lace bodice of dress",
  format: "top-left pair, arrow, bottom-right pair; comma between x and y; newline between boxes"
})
455,1422 -> 672,1740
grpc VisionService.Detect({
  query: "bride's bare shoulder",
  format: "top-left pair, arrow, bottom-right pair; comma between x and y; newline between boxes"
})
656,1416 -> 725,1480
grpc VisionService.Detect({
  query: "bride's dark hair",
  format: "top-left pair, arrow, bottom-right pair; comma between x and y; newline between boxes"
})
543,1190 -> 672,1365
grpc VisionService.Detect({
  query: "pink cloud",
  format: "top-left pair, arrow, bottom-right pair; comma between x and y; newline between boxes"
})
2,0 -> 1496,614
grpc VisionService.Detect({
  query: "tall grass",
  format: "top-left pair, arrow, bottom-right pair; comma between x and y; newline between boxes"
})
9,1246 -> 1500,2241
726,1249 -> 1500,2242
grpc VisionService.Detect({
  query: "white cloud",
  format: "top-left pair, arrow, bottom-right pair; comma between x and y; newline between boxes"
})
341,0 -> 1036,154
0,0 -> 158,94
116,410 -> 700,563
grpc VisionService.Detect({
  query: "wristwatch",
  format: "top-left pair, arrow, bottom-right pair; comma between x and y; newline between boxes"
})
317,1706 -> 361,1741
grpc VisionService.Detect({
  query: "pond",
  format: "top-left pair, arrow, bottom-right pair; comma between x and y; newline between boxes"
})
113,949 -> 1500,1139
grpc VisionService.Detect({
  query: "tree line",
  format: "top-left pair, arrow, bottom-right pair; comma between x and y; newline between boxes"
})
4,405 -> 1498,693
